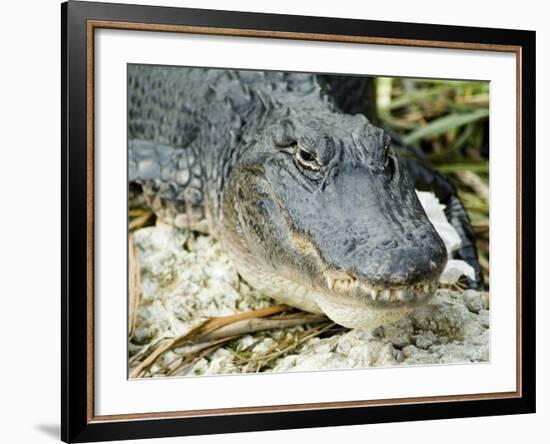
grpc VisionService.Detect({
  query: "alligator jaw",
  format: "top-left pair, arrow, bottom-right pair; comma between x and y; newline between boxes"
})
323,272 -> 437,306
309,272 -> 439,329
312,290 -> 417,330
227,245 -> 438,329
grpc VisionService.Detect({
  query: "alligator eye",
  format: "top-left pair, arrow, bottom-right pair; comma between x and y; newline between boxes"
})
295,146 -> 321,171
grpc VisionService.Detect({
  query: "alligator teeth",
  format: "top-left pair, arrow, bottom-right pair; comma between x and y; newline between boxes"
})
379,289 -> 391,301
414,284 -> 433,301
335,278 -> 354,291
390,289 -> 402,302
323,273 -> 435,306
372,287 -> 426,303
401,289 -> 415,302
325,272 -> 356,291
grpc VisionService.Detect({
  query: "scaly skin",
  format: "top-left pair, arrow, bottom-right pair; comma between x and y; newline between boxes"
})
320,74 -> 483,289
128,65 -> 449,329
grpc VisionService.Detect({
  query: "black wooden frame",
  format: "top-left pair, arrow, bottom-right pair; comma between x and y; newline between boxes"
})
61,1 -> 536,442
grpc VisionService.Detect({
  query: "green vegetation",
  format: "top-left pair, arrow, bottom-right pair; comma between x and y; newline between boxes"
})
376,77 -> 490,287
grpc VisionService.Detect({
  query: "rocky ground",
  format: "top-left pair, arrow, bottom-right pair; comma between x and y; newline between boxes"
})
129,223 -> 490,378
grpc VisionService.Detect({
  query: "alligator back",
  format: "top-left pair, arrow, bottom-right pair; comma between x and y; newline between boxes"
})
128,65 -> 328,233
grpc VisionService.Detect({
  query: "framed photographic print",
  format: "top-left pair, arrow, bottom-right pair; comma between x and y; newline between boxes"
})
61,1 -> 536,442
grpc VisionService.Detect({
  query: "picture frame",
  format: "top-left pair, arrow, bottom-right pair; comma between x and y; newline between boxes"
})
61,1 -> 536,442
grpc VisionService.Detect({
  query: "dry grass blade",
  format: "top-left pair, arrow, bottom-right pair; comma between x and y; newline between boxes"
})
166,315 -> 329,376
128,235 -> 141,339
479,254 -> 490,275
129,336 -> 166,366
205,314 -> 327,340
129,304 -> 294,378
129,210 -> 154,231
241,321 -> 337,373
164,336 -> 240,377
188,304 -> 295,341
129,208 -> 152,217
454,170 -> 489,201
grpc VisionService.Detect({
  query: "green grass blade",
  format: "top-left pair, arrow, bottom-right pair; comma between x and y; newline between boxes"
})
435,162 -> 489,174
403,108 -> 489,145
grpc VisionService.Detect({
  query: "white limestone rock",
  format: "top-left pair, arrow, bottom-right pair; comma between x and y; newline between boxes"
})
416,191 -> 475,284
271,290 -> 489,372
130,222 -> 490,376
131,222 -> 275,347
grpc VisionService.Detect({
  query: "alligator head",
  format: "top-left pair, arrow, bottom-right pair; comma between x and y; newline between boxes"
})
221,109 -> 447,329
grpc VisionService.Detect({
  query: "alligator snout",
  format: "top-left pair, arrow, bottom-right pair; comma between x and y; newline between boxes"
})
356,242 -> 447,287
321,230 -> 447,307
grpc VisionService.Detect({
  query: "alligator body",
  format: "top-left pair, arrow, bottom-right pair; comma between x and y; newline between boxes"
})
128,65 -> 475,329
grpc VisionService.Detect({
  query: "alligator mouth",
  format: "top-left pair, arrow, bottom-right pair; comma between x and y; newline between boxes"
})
313,272 -> 439,329
323,272 -> 438,306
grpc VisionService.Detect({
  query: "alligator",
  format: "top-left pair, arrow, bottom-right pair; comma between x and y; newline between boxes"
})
128,65 -> 482,329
